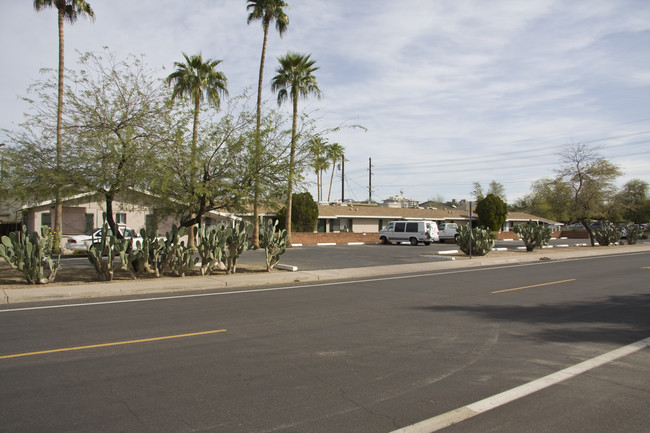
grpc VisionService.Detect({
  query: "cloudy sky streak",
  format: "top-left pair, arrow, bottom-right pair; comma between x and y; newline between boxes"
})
2,0 -> 649,203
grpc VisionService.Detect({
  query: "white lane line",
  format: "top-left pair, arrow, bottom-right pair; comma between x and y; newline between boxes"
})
391,336 -> 650,433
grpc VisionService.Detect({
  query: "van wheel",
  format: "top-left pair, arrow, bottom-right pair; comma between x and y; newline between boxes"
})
409,237 -> 418,246
423,241 -> 431,246
454,234 -> 459,242
380,236 -> 390,245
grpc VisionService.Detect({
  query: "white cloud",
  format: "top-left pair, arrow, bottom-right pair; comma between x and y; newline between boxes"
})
2,0 -> 649,204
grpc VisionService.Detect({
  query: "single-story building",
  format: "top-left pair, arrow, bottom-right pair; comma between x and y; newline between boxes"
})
2,192 -> 562,243
315,203 -> 562,233
14,190 -> 241,242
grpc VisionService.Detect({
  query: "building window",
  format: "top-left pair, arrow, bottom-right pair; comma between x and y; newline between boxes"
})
317,219 -> 326,233
329,219 -> 340,232
41,212 -> 51,228
85,214 -> 94,233
116,213 -> 126,224
145,214 -> 155,233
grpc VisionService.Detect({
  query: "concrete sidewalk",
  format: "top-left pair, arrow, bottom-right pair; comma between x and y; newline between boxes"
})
2,244 -> 649,305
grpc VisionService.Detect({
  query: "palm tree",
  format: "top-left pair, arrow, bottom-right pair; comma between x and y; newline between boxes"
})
271,52 -> 322,242
307,137 -> 329,202
166,53 -> 228,174
166,53 -> 228,246
246,0 -> 289,247
33,0 -> 95,253
326,142 -> 345,202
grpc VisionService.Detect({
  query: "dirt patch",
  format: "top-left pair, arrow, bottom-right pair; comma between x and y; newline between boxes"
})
0,260 -> 270,289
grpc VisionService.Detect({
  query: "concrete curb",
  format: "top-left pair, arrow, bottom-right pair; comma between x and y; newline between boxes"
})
1,244 -> 649,305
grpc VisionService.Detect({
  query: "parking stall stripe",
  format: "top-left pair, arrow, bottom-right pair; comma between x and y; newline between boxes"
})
391,336 -> 650,433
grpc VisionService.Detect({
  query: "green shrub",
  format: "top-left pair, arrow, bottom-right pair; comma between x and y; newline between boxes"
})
514,223 -> 552,251
455,225 -> 496,256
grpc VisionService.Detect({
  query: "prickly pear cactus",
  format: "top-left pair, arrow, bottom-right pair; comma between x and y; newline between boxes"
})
86,222 -> 117,281
139,228 -> 165,277
514,223 -> 552,251
160,225 -> 198,277
224,221 -> 253,274
196,225 -> 227,275
259,220 -> 288,271
0,225 -> 60,284
623,225 -> 643,245
455,225 -> 495,256
594,222 -> 621,246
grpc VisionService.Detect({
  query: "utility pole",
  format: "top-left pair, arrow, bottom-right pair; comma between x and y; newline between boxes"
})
368,157 -> 373,203
341,155 -> 345,203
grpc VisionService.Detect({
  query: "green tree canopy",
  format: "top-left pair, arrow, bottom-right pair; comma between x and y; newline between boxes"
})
613,179 -> 649,224
557,143 -> 621,245
476,193 -> 508,231
4,50 -> 171,238
276,192 -> 318,232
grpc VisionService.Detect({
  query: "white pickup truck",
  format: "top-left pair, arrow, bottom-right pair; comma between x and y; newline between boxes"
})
438,223 -> 459,242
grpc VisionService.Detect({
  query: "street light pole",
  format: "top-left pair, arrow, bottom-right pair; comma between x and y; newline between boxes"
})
0,143 -> 5,185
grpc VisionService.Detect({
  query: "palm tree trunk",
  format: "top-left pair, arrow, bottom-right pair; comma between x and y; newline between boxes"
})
286,95 -> 298,244
54,6 -> 65,253
252,21 -> 270,249
188,97 -> 201,249
327,161 -> 336,202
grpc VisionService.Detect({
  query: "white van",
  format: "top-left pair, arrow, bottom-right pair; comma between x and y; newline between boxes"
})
379,220 -> 439,246
438,223 -> 459,242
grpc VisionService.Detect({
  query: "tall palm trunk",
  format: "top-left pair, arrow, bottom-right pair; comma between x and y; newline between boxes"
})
188,96 -> 201,248
252,20 -> 270,248
54,5 -> 65,253
327,161 -> 336,202
286,94 -> 298,244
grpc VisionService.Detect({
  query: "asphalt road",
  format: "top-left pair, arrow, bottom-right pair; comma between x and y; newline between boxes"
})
57,237 -> 593,272
1,251 -> 648,432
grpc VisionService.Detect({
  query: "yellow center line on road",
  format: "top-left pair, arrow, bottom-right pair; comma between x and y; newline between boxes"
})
0,329 -> 227,360
492,279 -> 576,294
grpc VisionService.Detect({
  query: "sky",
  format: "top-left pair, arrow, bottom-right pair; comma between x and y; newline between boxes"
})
1,0 -> 649,205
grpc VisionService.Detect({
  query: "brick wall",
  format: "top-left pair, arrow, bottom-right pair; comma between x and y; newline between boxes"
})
290,232 -> 379,245
288,230 -> 585,245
